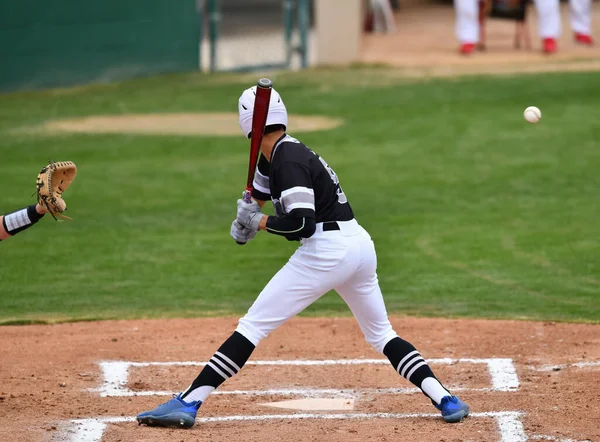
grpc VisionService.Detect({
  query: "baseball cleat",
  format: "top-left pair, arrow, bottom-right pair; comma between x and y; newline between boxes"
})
542,38 -> 557,54
459,43 -> 476,55
574,33 -> 593,45
434,395 -> 470,423
137,393 -> 202,428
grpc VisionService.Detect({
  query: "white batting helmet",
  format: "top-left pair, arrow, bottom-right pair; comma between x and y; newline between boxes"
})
238,85 -> 288,139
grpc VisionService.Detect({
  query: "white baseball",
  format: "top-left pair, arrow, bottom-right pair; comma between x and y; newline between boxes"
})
524,106 -> 542,124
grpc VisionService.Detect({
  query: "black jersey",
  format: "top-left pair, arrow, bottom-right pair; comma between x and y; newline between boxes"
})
251,134 -> 354,224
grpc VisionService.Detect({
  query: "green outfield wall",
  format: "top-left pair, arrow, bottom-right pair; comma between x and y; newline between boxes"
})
0,0 -> 199,92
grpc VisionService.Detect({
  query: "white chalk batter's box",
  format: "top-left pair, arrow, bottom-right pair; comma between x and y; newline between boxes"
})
61,358 -> 599,442
91,357 -> 519,397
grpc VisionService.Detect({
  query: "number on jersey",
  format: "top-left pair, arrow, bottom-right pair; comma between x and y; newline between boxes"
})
317,155 -> 348,204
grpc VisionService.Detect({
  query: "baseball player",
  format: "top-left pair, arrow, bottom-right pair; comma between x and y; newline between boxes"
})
0,204 -> 47,242
454,0 -> 529,54
535,0 -> 594,53
137,85 -> 470,429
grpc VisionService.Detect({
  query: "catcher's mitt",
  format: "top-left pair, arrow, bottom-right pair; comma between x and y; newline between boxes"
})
36,161 -> 77,220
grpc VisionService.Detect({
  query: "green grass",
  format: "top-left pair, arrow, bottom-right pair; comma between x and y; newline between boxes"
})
1,68 -> 599,324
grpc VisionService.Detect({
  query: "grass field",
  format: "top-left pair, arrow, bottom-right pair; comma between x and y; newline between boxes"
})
0,68 -> 599,324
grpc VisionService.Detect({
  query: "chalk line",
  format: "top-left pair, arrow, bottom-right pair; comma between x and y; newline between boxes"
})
92,358 -> 519,397
67,411 -> 525,442
497,412 -> 527,442
91,385 -> 496,398
532,360 -> 600,372
531,435 -> 594,442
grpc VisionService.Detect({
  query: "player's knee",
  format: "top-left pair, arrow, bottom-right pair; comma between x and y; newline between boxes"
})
235,317 -> 269,347
366,330 -> 399,354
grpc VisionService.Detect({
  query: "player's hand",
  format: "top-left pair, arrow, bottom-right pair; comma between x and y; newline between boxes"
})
238,195 -> 261,213
230,219 -> 256,243
236,199 -> 263,233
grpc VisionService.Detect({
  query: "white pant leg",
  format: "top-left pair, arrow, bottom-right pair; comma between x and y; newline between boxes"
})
334,229 -> 398,354
570,0 -> 591,35
236,234 -> 352,346
454,0 -> 480,43
534,0 -> 562,38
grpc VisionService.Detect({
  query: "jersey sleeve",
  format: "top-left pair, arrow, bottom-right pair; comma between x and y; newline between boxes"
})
273,161 -> 315,218
251,153 -> 271,201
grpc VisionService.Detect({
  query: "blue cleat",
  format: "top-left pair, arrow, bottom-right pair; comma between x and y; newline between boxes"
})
434,395 -> 470,423
137,393 -> 202,428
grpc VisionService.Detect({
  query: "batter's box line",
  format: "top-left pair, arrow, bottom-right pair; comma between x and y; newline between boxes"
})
89,386 -> 499,399
64,411 -> 526,442
90,358 -> 519,397
531,436 -> 594,442
531,360 -> 600,372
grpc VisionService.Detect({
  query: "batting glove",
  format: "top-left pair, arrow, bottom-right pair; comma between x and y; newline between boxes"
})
236,198 -> 263,233
230,219 -> 256,243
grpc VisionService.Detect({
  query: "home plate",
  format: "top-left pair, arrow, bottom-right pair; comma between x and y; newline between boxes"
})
259,398 -> 355,411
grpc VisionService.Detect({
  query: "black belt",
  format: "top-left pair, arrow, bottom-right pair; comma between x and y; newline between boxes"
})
322,221 -> 340,231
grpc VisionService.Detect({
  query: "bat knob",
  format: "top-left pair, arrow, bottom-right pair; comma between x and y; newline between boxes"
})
257,78 -> 273,89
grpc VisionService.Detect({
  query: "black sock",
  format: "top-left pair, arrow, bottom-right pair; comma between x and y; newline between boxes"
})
181,331 -> 255,401
383,337 -> 441,393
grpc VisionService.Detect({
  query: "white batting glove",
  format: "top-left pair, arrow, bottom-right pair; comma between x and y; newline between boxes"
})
230,219 -> 256,243
236,198 -> 263,233
238,194 -> 261,213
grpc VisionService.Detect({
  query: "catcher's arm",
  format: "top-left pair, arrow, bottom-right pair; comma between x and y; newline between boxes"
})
0,204 -> 47,241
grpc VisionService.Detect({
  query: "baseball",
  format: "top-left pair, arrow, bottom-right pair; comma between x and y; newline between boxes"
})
524,106 -> 542,124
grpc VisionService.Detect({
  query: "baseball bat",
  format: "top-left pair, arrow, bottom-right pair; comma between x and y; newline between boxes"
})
237,78 -> 273,245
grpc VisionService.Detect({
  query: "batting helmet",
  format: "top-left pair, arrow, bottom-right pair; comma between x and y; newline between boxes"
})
238,86 -> 288,139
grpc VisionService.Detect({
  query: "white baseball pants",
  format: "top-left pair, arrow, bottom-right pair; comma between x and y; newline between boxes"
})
454,0 -> 480,44
236,219 -> 399,354
535,0 -> 562,38
530,0 -> 592,38
569,0 -> 592,35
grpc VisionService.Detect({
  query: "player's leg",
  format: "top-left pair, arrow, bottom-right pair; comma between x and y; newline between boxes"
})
570,0 -> 593,43
179,264 -> 332,404
334,231 -> 469,423
533,0 -> 561,52
137,240 -> 347,428
453,0 -> 479,54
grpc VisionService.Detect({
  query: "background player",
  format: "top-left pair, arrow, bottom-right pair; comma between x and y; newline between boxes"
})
0,204 -> 47,242
454,0 -> 594,54
137,84 -> 470,429
535,0 -> 594,53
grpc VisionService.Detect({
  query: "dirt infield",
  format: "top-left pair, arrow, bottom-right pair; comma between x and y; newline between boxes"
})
1,316 -> 598,441
39,113 -> 344,137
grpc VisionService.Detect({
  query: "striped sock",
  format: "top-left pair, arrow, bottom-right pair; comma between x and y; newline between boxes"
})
383,337 -> 450,404
181,331 -> 255,403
